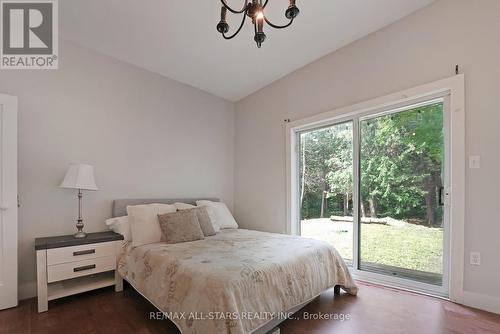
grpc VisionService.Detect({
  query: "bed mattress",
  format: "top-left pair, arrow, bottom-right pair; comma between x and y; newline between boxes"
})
118,228 -> 357,333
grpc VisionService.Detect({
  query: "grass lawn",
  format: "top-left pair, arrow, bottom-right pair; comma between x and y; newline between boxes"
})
301,219 -> 443,274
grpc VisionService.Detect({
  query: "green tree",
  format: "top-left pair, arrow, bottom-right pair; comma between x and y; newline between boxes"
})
360,102 -> 443,225
300,102 -> 443,226
326,123 -> 353,216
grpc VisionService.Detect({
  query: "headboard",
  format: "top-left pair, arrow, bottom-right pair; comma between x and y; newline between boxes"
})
112,198 -> 220,217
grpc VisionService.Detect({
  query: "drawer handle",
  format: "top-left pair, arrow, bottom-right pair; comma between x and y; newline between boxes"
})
73,249 -> 96,256
73,264 -> 96,272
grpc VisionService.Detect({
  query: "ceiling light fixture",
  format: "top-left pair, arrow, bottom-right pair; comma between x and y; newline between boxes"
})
217,0 -> 300,48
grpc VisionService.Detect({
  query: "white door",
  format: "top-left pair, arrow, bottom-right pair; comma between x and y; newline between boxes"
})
0,94 -> 18,309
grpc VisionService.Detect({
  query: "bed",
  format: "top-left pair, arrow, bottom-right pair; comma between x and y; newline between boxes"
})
112,198 -> 358,334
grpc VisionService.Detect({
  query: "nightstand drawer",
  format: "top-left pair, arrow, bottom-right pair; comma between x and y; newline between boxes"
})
36,232 -> 124,312
47,256 -> 116,283
47,242 -> 115,265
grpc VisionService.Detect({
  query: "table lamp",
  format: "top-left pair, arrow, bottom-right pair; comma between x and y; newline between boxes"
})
60,164 -> 98,238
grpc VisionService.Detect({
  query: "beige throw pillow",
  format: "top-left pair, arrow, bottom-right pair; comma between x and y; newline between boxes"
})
196,200 -> 238,229
158,210 -> 205,244
186,207 -> 216,236
175,202 -> 220,233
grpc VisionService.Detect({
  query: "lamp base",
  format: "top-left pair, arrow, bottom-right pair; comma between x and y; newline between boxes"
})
74,216 -> 86,238
74,231 -> 87,238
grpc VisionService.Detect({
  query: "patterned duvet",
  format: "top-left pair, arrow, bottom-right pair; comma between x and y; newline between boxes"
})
118,228 -> 358,334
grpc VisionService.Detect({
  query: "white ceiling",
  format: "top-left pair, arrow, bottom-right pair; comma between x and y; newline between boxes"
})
60,0 -> 435,101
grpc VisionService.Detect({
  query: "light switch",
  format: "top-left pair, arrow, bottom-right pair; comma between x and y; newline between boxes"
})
469,156 -> 481,169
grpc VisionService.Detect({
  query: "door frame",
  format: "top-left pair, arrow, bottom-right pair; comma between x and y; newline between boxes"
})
285,75 -> 465,302
0,93 -> 18,309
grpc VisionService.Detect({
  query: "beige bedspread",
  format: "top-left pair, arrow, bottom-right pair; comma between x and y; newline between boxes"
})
118,229 -> 357,334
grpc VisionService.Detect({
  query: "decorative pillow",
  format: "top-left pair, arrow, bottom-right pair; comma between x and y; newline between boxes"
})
196,200 -> 238,229
180,202 -> 220,232
158,210 -> 205,244
176,206 -> 216,236
105,216 -> 131,241
127,203 -> 176,247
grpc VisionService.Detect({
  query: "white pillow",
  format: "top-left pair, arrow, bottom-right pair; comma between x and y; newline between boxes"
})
196,200 -> 238,229
105,216 -> 131,241
127,203 -> 176,247
175,202 -> 220,232
174,202 -> 196,210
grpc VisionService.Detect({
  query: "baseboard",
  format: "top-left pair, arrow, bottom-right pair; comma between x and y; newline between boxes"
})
463,291 -> 500,315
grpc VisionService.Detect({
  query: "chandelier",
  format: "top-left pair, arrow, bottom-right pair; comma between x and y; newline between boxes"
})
216,0 -> 300,48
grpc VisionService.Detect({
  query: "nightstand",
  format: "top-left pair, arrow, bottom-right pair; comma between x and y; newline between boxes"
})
35,231 -> 124,313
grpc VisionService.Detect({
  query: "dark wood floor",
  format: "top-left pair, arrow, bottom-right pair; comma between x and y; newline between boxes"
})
2,282 -> 500,334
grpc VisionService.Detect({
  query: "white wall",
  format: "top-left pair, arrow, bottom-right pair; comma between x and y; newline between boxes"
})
0,40 -> 235,299
234,0 -> 500,311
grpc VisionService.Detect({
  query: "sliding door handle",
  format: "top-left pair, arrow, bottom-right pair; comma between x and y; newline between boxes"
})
438,186 -> 444,206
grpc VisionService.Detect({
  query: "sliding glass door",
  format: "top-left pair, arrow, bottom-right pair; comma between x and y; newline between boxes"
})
299,122 -> 354,263
297,98 -> 450,296
359,100 -> 447,287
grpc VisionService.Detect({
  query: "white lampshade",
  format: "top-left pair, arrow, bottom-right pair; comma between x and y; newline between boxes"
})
60,164 -> 98,191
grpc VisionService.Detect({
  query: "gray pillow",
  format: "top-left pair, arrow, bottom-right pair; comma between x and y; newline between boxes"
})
185,207 -> 216,236
158,210 -> 204,244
